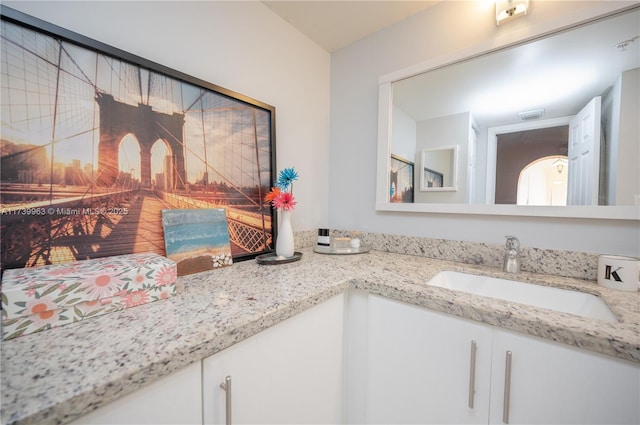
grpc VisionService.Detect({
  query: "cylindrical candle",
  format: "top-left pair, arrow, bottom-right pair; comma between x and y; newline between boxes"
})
317,229 -> 330,247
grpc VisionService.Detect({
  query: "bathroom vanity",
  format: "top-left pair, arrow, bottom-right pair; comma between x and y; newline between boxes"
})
1,248 -> 638,425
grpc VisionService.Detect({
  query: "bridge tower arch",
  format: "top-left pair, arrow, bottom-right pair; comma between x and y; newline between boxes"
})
149,138 -> 177,191
118,133 -> 142,183
96,93 -> 186,189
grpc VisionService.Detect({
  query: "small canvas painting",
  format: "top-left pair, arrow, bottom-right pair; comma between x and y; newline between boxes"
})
161,209 -> 233,276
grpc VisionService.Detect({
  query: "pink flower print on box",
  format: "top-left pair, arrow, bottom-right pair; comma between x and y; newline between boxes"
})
132,255 -> 151,265
98,262 -> 120,274
45,266 -> 79,277
121,290 -> 150,308
82,274 -> 124,300
25,296 -> 59,327
82,300 -> 105,314
1,253 -> 177,339
155,266 -> 176,286
25,282 -> 41,297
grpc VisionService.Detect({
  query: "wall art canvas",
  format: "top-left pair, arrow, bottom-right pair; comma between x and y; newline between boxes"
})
389,154 -> 414,203
161,209 -> 232,276
422,167 -> 444,189
0,7 -> 276,273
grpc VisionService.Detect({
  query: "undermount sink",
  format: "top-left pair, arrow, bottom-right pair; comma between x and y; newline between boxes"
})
427,271 -> 618,323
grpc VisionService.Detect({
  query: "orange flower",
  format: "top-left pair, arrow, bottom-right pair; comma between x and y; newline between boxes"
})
25,296 -> 59,326
264,187 -> 282,203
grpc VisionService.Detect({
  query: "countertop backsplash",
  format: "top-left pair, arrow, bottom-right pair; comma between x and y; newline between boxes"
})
298,230 -> 599,281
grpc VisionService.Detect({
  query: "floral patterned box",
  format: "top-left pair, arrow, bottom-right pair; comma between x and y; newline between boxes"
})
1,253 -> 177,340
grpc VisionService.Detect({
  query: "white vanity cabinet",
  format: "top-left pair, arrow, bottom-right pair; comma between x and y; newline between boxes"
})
68,361 -> 202,425
202,294 -> 344,424
64,289 -> 638,425
363,294 -> 640,425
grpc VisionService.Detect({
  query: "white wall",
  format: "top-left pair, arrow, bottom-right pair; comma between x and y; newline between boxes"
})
4,0 -> 331,232
602,75 -> 620,206
617,68 -> 640,206
602,67 -> 639,207
390,105 -> 416,162
329,0 -> 639,256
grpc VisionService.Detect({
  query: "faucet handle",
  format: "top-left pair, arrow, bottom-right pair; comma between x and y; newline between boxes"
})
505,235 -> 520,250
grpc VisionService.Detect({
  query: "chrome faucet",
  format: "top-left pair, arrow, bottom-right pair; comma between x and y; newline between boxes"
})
503,236 -> 521,274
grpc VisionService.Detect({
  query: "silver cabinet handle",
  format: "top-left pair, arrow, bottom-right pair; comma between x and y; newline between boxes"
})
220,376 -> 232,425
503,351 -> 512,424
468,340 -> 477,408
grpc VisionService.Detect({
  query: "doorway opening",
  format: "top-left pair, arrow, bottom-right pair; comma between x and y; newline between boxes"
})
517,155 -> 568,206
493,123 -> 569,204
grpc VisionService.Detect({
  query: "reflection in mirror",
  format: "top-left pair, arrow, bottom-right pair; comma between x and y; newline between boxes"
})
389,154 -> 414,203
419,146 -> 458,193
384,7 -> 639,212
517,155 -> 568,206
491,121 -> 570,205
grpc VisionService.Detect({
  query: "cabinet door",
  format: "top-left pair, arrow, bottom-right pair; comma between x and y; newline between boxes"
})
366,295 -> 492,424
69,361 -> 202,425
490,327 -> 640,425
202,294 -> 344,424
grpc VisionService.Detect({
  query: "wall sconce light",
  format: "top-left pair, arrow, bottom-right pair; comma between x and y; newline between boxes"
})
552,158 -> 567,174
496,0 -> 529,26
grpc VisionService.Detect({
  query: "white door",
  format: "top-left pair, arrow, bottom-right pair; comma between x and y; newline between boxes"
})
202,295 -> 344,425
567,96 -> 601,205
489,327 -> 640,425
69,362 -> 203,425
366,295 -> 492,424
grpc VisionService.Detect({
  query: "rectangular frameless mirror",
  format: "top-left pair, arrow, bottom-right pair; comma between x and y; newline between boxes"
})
420,146 -> 458,192
376,6 -> 640,219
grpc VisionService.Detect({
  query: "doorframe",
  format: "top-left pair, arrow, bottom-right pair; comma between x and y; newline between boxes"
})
486,116 -> 572,204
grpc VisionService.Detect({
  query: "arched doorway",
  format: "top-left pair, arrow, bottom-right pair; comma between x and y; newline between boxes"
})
517,155 -> 568,206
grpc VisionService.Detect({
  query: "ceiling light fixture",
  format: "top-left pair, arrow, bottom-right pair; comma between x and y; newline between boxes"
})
496,0 -> 529,26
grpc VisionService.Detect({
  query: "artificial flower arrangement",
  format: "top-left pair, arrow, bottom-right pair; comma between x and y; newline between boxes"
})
264,167 -> 299,258
265,167 -> 299,211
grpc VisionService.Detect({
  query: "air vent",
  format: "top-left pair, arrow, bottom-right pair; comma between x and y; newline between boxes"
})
518,109 -> 545,121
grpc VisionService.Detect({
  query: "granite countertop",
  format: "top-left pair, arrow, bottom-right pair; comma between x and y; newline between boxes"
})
2,248 -> 639,425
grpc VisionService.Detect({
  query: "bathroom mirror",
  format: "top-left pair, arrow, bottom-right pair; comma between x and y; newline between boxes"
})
376,7 -> 640,219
